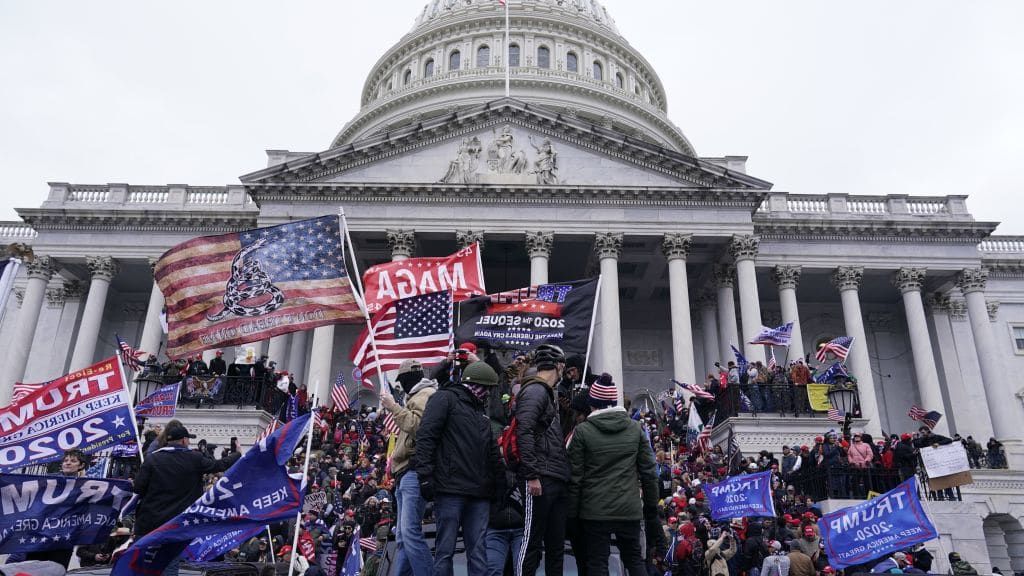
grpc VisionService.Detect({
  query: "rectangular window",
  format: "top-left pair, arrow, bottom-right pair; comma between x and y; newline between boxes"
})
1013,325 -> 1024,354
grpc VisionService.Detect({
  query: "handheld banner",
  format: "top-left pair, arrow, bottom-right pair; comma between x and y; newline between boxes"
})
705,470 -> 776,520
185,526 -> 265,562
456,278 -> 598,353
805,384 -> 832,412
0,357 -> 135,472
112,413 -> 311,576
818,477 -> 937,569
361,243 -> 485,314
0,474 -> 136,553
135,383 -> 180,418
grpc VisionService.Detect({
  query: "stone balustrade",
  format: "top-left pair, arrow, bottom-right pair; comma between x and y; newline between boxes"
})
42,183 -> 251,211
0,223 -> 38,240
756,192 -> 969,220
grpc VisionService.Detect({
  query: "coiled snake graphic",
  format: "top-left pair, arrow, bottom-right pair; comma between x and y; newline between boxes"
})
206,237 -> 285,322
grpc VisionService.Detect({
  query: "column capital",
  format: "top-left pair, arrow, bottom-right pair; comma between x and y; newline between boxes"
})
24,255 -> 56,281
893,267 -> 927,294
926,292 -> 950,313
696,291 -> 717,309
771,265 -> 802,290
525,231 -> 554,258
14,288 -> 25,306
593,232 -> 623,259
45,287 -> 66,308
86,256 -> 119,281
386,229 -> 416,259
661,233 -> 692,261
729,234 -> 760,262
948,299 -> 968,321
712,263 -> 735,289
957,267 -> 988,294
456,230 -> 485,251
987,300 -> 1000,322
831,266 -> 864,292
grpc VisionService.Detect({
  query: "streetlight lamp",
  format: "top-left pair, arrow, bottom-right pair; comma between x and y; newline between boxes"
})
827,382 -> 858,438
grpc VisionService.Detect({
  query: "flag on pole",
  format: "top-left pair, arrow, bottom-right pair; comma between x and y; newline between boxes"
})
382,411 -> 399,436
696,413 -> 715,454
330,370 -> 350,412
256,419 -> 280,443
359,534 -> 378,553
814,362 -> 850,384
827,408 -> 846,422
339,532 -> 362,576
748,322 -> 794,346
116,333 -> 145,372
767,347 -> 777,371
739,392 -> 754,413
350,290 -> 453,385
686,406 -> 703,447
908,405 -> 942,429
816,336 -> 853,363
731,345 -> 748,372
154,215 -> 363,360
671,379 -> 714,401
134,383 -> 180,418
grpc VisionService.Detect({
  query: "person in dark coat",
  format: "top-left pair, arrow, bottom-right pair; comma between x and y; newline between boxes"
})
894,433 -> 918,481
414,362 -> 505,576
209,350 -> 227,376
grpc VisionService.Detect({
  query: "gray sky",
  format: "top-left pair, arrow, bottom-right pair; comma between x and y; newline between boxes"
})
1,1 -> 1022,232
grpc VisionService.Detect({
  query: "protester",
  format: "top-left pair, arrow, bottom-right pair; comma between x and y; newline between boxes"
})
22,450 -> 91,568
949,552 -> 979,576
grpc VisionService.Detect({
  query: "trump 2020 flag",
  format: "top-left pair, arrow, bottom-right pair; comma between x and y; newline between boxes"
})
748,322 -> 793,346
134,382 -> 181,418
818,477 -> 937,569
705,470 -> 776,520
185,526 -> 265,562
0,475 -> 136,553
0,357 -> 135,472
154,215 -> 364,359
112,413 -> 312,576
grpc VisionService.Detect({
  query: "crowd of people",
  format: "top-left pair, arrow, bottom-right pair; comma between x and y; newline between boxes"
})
10,342 -> 1003,576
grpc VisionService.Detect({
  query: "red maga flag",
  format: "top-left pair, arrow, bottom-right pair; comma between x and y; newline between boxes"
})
154,215 -> 363,359
361,243 -> 484,314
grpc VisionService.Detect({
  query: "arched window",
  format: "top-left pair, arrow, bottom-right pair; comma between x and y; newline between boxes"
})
537,46 -> 550,69
615,72 -> 624,89
566,51 -> 578,72
477,44 -> 490,67
424,58 -> 435,78
508,43 -> 520,67
449,50 -> 461,71
593,61 -> 603,81
403,69 -> 412,85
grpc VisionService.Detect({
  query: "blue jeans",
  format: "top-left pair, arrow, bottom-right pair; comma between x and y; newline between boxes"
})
433,494 -> 489,576
394,470 -> 434,576
484,527 -> 524,576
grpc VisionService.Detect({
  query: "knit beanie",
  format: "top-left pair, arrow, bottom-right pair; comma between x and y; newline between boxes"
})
588,373 -> 618,408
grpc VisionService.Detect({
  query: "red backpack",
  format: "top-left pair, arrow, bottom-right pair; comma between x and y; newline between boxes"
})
498,381 -> 551,469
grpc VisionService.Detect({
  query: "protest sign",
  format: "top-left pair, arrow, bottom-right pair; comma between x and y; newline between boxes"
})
362,243 -> 485,313
304,490 -> 328,512
920,443 -> 973,490
0,474 -> 136,553
705,470 -> 776,520
818,477 -> 937,569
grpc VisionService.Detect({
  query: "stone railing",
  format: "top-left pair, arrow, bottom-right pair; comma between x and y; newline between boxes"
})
0,222 -> 38,240
756,192 -> 969,220
979,237 -> 1024,254
42,183 -> 253,212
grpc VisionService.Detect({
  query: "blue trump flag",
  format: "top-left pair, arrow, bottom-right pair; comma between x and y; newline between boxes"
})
135,383 -> 180,418
818,477 -> 937,569
0,475 -> 136,553
112,413 -> 312,576
184,526 -> 265,562
704,470 -> 775,520
338,532 -> 362,576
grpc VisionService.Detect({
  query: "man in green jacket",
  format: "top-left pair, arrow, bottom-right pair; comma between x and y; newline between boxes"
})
567,373 -> 659,576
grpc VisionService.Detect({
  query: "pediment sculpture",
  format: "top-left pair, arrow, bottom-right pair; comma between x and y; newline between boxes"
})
439,124 -> 560,185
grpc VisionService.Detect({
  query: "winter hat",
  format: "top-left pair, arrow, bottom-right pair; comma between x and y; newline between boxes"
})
461,362 -> 499,387
901,433 -> 913,441
588,373 -> 618,408
397,359 -> 423,376
803,526 -> 815,537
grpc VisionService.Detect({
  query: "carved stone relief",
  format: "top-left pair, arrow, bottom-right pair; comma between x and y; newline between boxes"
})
439,125 -> 562,185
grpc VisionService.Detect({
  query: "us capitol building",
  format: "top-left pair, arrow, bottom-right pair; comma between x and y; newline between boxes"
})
2,0 -> 1024,570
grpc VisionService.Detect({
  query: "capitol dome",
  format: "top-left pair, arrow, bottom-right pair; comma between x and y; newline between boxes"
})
331,0 -> 696,155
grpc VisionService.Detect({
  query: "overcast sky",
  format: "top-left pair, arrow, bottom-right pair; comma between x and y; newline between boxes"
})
1,1 -> 1022,232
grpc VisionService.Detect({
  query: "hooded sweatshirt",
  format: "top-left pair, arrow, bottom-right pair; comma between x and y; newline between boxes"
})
385,378 -> 438,477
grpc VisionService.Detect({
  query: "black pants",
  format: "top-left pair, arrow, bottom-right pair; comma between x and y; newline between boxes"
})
517,477 -> 567,576
583,520 -> 646,576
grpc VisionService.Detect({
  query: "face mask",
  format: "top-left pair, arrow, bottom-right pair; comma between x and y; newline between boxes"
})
463,382 -> 489,403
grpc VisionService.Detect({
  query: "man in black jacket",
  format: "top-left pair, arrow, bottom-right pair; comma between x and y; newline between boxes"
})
414,362 -> 504,576
209,350 -> 227,376
515,343 -> 571,576
133,424 -> 240,576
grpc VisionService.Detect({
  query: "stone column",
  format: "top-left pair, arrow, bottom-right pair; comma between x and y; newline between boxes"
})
526,231 -> 553,286
387,229 -> 415,262
731,235 -> 765,363
70,256 -> 119,371
772,265 -> 805,361
894,268 -> 949,435
308,326 -> 335,406
663,233 -> 696,384
594,232 -> 624,400
268,334 -> 290,366
714,263 -> 740,365
456,230 -> 484,251
698,294 -> 720,379
958,268 -> 1018,444
831,266 -> 882,436
138,258 -> 165,362
2,256 -> 56,401
287,329 -> 310,384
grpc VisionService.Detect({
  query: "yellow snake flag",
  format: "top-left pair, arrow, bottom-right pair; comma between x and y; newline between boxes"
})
806,384 -> 832,412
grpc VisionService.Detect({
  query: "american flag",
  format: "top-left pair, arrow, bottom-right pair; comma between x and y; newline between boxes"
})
382,411 -> 399,436
154,215 -> 363,359
696,413 -> 715,454
827,408 -> 846,422
331,370 -> 350,412
908,405 -> 942,429
672,379 -> 715,401
350,290 -> 453,385
10,382 -> 43,405
739,391 -> 754,412
358,535 -> 378,552
116,333 -> 145,372
816,336 -> 853,363
767,347 -> 777,371
256,419 -> 280,443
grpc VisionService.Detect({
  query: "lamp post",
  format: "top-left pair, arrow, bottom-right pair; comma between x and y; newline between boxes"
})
827,382 -> 858,438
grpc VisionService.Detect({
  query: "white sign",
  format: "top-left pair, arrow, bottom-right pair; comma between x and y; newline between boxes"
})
920,443 -> 970,478
303,491 -> 328,512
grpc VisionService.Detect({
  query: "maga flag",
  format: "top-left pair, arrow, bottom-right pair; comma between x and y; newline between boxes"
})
455,278 -> 598,353
361,243 -> 485,314
154,215 -> 363,359
112,413 -> 312,576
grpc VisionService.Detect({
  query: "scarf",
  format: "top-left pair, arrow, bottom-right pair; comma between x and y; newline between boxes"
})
462,382 -> 489,403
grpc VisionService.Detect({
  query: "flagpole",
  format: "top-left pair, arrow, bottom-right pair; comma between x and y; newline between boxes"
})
117,350 -> 147,464
580,274 -> 602,385
288,407 -> 317,576
504,0 -> 510,98
266,525 -> 276,560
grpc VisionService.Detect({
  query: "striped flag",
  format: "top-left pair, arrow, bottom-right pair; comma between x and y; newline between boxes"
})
696,413 -> 715,454
827,408 -> 846,422
116,333 -> 145,372
358,535 -> 378,553
350,290 -> 453,386
330,370 -> 350,412
907,405 -> 928,421
10,382 -> 44,405
672,379 -> 714,401
816,336 -> 853,363
767,347 -> 777,371
908,405 -> 942,429
154,215 -> 363,360
256,419 -> 279,443
382,411 -> 399,436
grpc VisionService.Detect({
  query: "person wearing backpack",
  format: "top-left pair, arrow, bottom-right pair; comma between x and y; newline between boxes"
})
567,374 -> 660,576
514,343 -> 572,576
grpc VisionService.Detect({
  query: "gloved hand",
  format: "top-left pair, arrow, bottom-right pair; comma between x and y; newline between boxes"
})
419,478 -> 435,501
